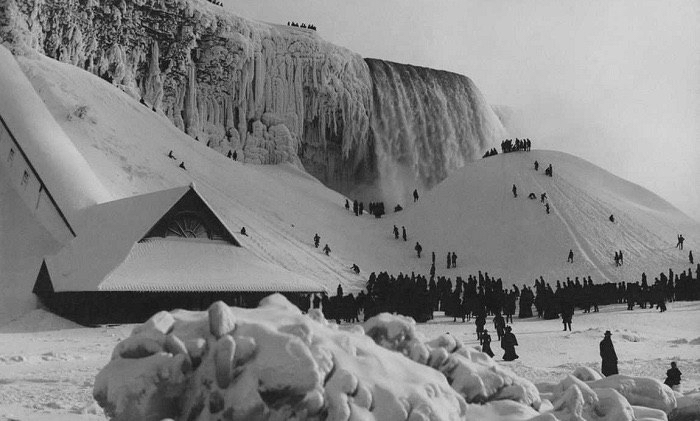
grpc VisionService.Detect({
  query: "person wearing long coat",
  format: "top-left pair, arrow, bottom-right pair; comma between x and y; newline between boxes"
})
481,329 -> 495,358
600,331 -> 618,376
501,326 -> 519,361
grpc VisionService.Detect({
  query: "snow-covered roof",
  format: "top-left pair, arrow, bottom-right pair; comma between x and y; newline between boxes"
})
42,184 -> 324,293
0,45 -> 111,225
98,239 -> 326,292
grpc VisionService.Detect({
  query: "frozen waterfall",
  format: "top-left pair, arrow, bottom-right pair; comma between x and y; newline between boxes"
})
366,59 -> 507,205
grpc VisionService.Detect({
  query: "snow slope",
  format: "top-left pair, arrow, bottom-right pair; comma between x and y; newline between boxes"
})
1,51 -> 699,325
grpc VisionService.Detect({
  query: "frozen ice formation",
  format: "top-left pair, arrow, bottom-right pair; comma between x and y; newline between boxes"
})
1,0 -> 505,201
94,295 -> 677,421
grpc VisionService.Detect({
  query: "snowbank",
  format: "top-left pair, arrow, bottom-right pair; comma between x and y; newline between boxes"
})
95,296 -> 674,421
0,309 -> 82,333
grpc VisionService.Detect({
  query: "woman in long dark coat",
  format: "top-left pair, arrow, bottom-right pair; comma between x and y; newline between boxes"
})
501,326 -> 519,361
481,329 -> 495,358
600,331 -> 618,376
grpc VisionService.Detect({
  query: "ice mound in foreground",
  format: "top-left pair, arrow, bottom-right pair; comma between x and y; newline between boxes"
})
94,295 -> 675,421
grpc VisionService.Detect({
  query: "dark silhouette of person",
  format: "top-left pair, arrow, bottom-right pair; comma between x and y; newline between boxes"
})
179,162 -> 187,170
541,193 -> 547,203
351,264 -> 360,274
678,234 -> 685,250
561,307 -> 573,331
512,184 -> 518,198
481,329 -> 495,358
415,242 -> 422,258
337,283 -> 343,297
545,203 -> 550,214
501,326 -> 519,361
313,233 -> 320,248
614,251 -> 620,267
323,244 -> 331,256
567,249 -> 574,263
168,150 -> 175,159
447,252 -> 451,269
140,97 -> 147,106
619,250 -> 623,265
534,161 -> 539,171
430,262 -> 435,278
402,226 -> 407,241
394,204 -> 403,212
609,214 -> 615,223
600,331 -> 618,376
413,189 -> 419,202
451,252 -> 457,268
353,200 -> 358,216
664,362 -> 682,390
528,192 -> 536,199
227,150 -> 232,158
432,251 -> 436,264
232,150 -> 238,161
240,227 -> 248,236
393,225 -> 399,239
690,250 -> 694,265
345,199 -> 350,212
359,202 -> 364,215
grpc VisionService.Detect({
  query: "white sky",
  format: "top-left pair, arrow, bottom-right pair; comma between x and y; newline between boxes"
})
225,0 -> 700,220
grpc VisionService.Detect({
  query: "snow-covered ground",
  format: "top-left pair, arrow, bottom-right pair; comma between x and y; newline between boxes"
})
0,302 -> 698,419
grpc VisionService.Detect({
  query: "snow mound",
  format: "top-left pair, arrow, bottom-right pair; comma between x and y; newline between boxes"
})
688,337 -> 700,345
618,331 -> 646,342
0,309 -> 82,333
95,298 -> 677,420
668,339 -> 689,345
94,295 -> 469,421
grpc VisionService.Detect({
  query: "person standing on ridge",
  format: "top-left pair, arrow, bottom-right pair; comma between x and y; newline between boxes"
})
314,233 -> 320,248
600,330 -> 618,376
402,226 -> 407,241
567,249 -> 574,263
447,252 -> 452,269
413,189 -> 419,202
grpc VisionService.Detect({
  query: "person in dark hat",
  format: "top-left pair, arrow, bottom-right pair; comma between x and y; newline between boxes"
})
600,330 -> 618,376
481,329 -> 495,358
501,325 -> 519,361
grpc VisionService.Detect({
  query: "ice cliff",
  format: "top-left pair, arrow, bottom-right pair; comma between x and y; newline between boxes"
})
1,0 -> 504,202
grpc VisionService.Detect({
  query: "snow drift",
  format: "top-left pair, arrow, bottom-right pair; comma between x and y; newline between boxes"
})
95,295 -> 678,421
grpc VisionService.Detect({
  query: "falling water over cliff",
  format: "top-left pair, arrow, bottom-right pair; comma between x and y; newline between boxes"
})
366,59 -> 507,205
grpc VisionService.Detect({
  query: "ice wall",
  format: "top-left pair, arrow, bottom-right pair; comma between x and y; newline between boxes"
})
1,0 -> 373,186
367,59 -> 506,204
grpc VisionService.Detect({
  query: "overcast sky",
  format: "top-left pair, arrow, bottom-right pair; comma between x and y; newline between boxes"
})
225,0 -> 699,219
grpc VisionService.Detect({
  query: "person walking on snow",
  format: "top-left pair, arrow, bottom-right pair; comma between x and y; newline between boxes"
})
545,203 -> 550,214
619,250 -> 623,265
393,225 -> 399,239
313,233 -> 320,248
567,249 -> 574,263
413,189 -> 419,202
512,184 -> 518,198
501,326 -> 519,361
451,252 -> 457,268
345,199 -> 350,212
534,161 -> 539,171
415,242 -> 423,258
481,329 -> 495,358
678,234 -> 685,250
447,252 -> 452,269
323,244 -> 331,256
690,250 -> 694,265
600,330 -> 618,376
402,226 -> 407,241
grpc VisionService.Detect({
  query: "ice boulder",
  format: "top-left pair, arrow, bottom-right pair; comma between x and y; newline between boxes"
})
588,375 -> 677,414
94,296 -> 469,421
364,313 -> 541,409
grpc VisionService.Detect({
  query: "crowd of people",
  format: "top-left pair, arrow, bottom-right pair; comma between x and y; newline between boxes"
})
288,22 -> 317,30
501,138 -> 532,153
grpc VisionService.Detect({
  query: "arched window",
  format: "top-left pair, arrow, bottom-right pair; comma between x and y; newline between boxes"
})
164,211 -> 211,239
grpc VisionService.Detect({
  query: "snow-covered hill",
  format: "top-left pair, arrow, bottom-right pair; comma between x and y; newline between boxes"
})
1,51 -> 698,325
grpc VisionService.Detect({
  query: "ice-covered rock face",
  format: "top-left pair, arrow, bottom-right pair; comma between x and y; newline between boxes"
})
94,296 -> 674,421
2,0 -> 373,186
366,59 -> 507,204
